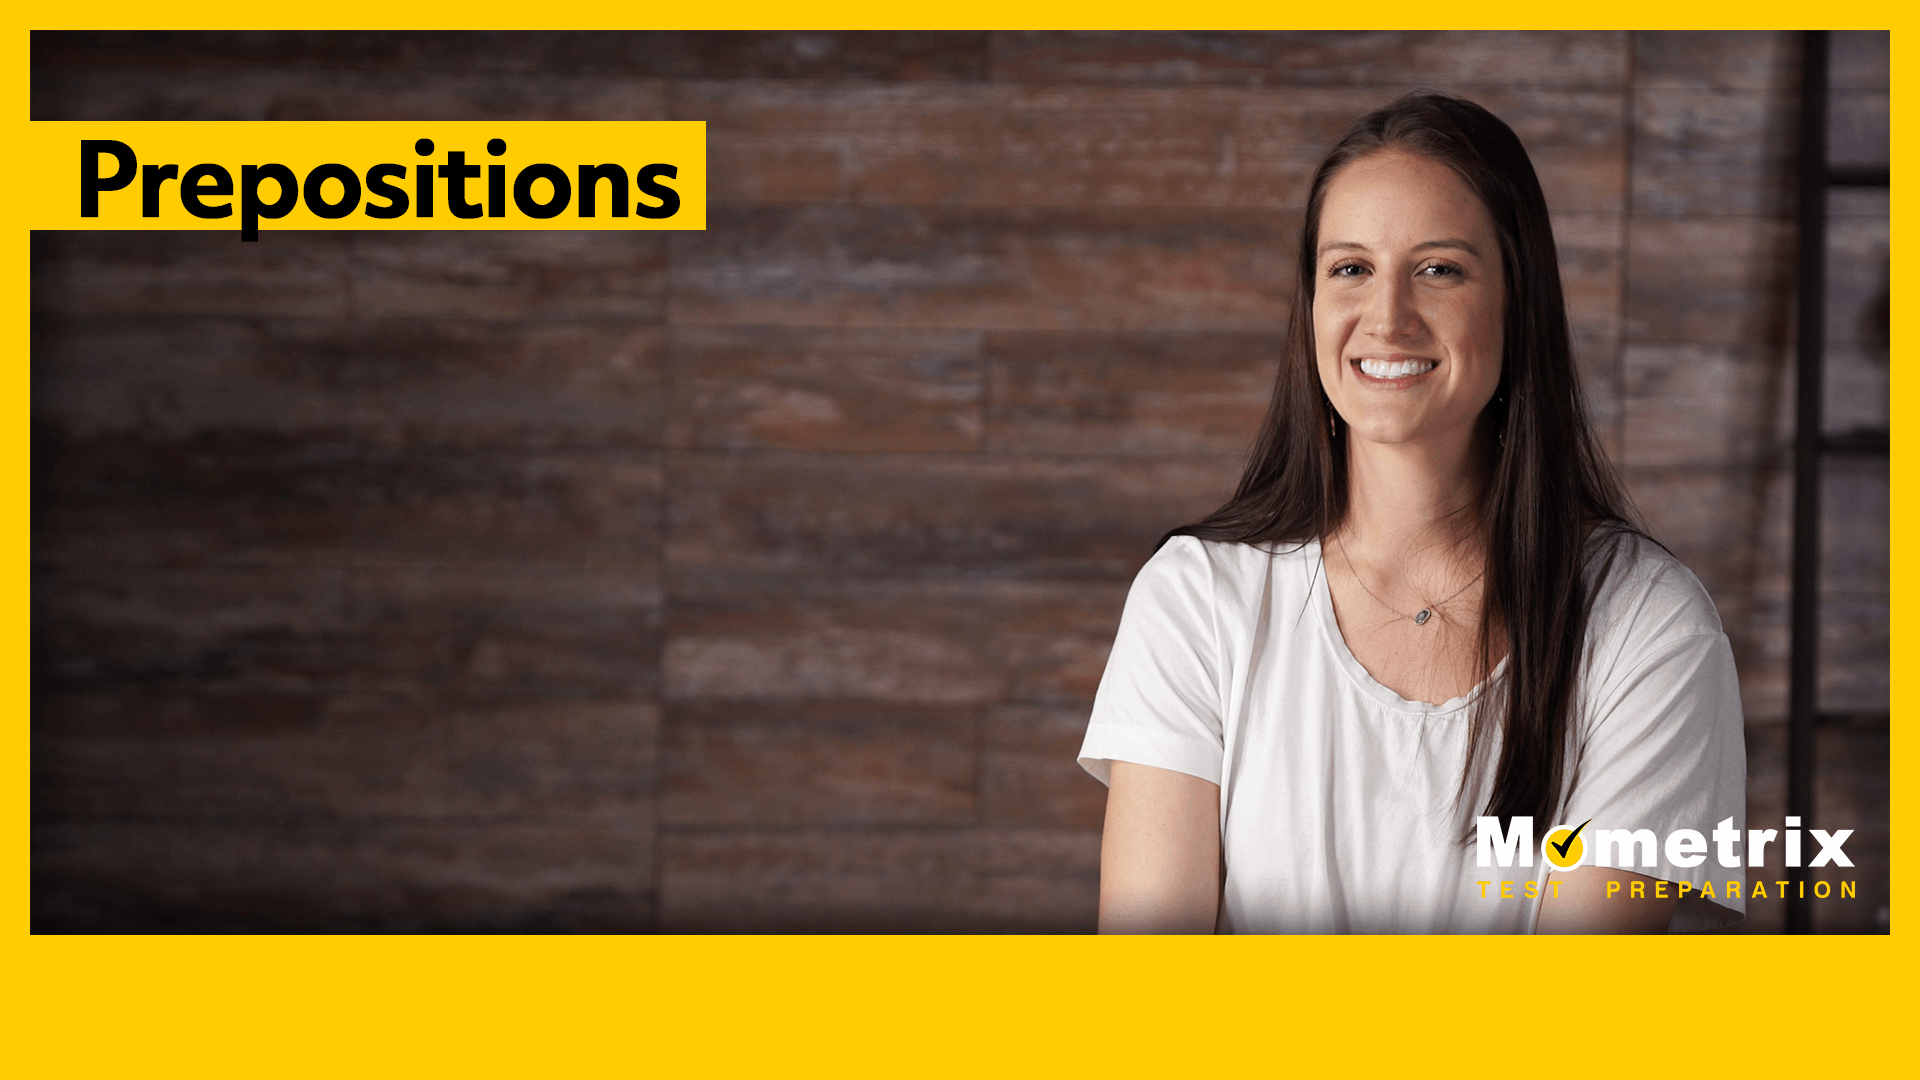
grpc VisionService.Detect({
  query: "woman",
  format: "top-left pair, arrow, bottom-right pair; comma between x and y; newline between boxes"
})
1078,93 -> 1747,934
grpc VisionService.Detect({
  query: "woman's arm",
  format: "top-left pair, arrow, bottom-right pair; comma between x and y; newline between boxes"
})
1536,866 -> 1678,933
1098,761 -> 1222,933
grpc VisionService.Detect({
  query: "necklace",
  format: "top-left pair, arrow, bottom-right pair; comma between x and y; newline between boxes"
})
1333,535 -> 1485,626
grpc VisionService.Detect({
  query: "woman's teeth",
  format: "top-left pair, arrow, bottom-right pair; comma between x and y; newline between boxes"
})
1358,358 -> 1436,379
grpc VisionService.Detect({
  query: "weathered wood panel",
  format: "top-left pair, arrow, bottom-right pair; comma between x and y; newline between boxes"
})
687,81 -> 1626,215
670,204 -> 1301,332
35,67 -> 668,121
29,30 -> 1880,933
35,231 -> 666,323
657,827 -> 1099,932
664,576 -> 1126,706
347,232 -> 668,322
36,698 -> 657,822
1632,31 -> 1798,91
666,451 -> 1236,580
661,702 -> 978,827
1631,89 -> 1795,217
33,231 -> 353,319
32,30 -> 991,86
35,564 -> 663,699
34,819 -> 656,932
1621,343 -> 1792,468
982,704 -> 1108,828
1624,218 -> 1796,345
35,316 -> 665,449
36,437 -> 663,568
984,330 -> 1277,456
1828,89 -> 1888,168
667,327 -> 984,453
1724,719 -> 1889,934
987,31 -> 1629,90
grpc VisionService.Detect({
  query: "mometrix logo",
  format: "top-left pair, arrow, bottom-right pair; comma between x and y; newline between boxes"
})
1474,817 -> 1591,872
1474,816 -> 1858,900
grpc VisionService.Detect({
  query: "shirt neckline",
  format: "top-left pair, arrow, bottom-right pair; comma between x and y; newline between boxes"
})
1304,538 -> 1507,717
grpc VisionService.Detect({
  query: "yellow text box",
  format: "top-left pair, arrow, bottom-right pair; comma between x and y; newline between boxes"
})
31,121 -> 705,237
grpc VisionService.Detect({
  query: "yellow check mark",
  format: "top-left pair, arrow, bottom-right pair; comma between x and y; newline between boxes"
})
1550,819 -> 1593,861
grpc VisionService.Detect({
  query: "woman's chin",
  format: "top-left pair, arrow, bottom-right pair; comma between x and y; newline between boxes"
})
1343,417 -> 1477,454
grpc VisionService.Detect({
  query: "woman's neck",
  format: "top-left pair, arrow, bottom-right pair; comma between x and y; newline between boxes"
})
1336,431 -> 1487,567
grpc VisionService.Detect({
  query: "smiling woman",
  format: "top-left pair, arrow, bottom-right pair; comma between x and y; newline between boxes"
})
1077,93 -> 1747,935
1314,150 -> 1506,458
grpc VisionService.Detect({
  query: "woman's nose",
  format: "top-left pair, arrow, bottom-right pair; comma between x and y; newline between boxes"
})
1363,274 -> 1423,341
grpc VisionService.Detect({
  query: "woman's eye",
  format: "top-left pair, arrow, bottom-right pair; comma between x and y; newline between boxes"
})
1420,263 -> 1461,278
1328,262 -> 1365,278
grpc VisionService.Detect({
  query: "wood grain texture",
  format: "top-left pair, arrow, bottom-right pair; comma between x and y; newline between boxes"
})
1621,343 -> 1792,468
1716,719 -> 1889,934
33,819 -> 656,932
657,826 -> 1099,932
346,232 -> 667,322
1828,32 -> 1888,91
664,575 -> 1126,706
661,702 -> 978,827
32,30 -> 991,85
35,564 -> 662,699
688,80 -> 1625,216
30,31 -> 1880,933
33,231 -> 353,319
1825,191 -> 1889,439
35,316 -> 665,449
670,204 -> 1300,332
35,67 -> 668,121
1630,89 -> 1796,218
36,697 -> 657,822
984,330 -> 1277,456
1826,212 -> 1889,348
1624,217 -> 1796,345
1631,31 -> 1798,91
666,451 -> 1236,579
987,31 -> 1629,90
667,326 -> 984,452
1828,89 -> 1888,168
982,704 -> 1109,828
36,437 -> 663,568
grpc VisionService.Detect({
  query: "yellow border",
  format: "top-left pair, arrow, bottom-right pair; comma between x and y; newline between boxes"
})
12,5 -> 1903,31
12,9 -> 1909,1076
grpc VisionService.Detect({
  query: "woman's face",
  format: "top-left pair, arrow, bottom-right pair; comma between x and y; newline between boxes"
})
1313,149 -> 1506,452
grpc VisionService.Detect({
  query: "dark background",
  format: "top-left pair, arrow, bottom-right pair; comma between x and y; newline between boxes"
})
30,30 -> 1888,932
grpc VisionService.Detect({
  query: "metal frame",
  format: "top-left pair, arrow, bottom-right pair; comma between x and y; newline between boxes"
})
1785,27 -> 1827,937
1787,31 -> 1890,933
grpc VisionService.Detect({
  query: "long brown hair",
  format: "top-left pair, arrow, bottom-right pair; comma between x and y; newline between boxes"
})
1165,91 -> 1635,829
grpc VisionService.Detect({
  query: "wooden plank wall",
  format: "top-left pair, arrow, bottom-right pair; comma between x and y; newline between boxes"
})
30,31 -> 1888,932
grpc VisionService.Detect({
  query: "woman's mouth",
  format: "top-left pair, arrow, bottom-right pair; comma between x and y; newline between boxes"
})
1356,358 -> 1437,380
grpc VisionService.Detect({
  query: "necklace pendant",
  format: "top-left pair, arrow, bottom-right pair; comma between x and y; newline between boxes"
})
1414,609 -> 1432,625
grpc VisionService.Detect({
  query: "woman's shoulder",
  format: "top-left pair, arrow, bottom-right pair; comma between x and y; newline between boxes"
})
1143,534 -> 1319,587
1584,526 -> 1725,646
1126,534 -> 1319,621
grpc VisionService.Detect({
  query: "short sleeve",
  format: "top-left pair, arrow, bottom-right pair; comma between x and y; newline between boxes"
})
1562,554 -> 1748,931
1078,536 -> 1226,787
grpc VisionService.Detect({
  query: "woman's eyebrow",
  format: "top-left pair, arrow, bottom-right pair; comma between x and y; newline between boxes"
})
1317,240 -> 1369,257
1413,239 -> 1482,256
1317,239 -> 1484,258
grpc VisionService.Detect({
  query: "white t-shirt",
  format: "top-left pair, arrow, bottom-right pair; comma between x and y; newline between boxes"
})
1078,532 -> 1748,933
